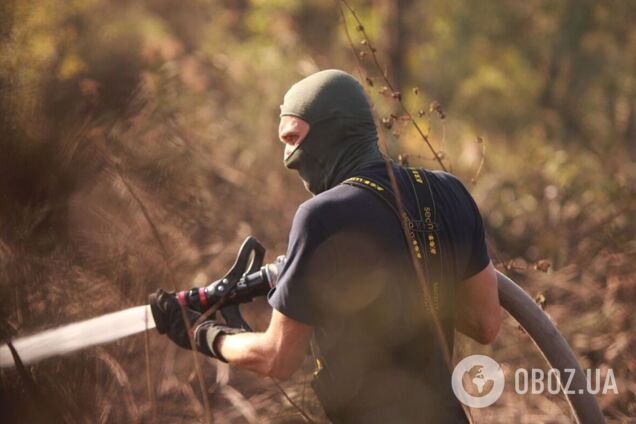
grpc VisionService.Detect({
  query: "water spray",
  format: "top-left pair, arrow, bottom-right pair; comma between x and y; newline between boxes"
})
0,305 -> 154,368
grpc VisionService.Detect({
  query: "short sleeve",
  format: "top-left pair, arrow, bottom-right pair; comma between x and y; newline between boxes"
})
268,205 -> 331,325
455,181 -> 490,280
434,171 -> 491,280
463,200 -> 490,279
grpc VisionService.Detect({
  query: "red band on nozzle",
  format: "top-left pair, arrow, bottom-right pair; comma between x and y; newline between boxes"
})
176,291 -> 187,306
198,288 -> 208,308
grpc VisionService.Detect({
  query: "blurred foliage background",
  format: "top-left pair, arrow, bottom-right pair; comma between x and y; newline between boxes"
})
0,0 -> 634,422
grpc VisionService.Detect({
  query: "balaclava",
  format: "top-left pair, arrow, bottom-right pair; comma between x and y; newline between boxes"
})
281,69 -> 383,195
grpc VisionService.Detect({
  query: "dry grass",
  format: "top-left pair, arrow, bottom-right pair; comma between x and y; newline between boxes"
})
1,1 -> 634,422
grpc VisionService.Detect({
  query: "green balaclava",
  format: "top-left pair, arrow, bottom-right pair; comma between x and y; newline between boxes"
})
280,69 -> 383,195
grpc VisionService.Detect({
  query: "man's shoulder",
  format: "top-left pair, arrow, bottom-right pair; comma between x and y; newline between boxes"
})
299,184 -> 364,213
428,169 -> 463,187
293,183 -> 379,234
426,170 -> 475,201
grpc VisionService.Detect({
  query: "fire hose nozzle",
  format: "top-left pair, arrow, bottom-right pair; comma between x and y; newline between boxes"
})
152,237 -> 286,331
173,254 -> 285,314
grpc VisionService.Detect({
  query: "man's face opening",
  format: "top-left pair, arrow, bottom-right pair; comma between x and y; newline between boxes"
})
278,116 -> 310,161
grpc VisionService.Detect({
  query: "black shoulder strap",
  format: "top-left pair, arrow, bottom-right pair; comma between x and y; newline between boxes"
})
341,167 -> 444,313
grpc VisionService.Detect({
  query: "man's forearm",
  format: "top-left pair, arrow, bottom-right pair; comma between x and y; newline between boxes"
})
215,332 -> 277,376
209,310 -> 313,380
214,331 -> 305,381
455,262 -> 502,344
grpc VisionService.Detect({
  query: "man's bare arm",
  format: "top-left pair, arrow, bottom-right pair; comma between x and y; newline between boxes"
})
455,261 -> 502,344
214,309 -> 313,380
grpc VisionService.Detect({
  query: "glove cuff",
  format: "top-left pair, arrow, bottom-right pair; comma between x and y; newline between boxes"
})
194,322 -> 246,362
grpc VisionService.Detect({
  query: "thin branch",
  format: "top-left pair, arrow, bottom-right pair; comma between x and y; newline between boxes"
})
270,378 -> 315,423
339,0 -> 447,172
112,161 -> 213,424
338,0 -> 451,364
337,3 -> 473,421
471,136 -> 486,187
144,306 -> 158,423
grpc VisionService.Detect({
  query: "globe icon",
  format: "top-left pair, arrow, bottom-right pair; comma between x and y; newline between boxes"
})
463,364 -> 495,397
452,355 -> 505,408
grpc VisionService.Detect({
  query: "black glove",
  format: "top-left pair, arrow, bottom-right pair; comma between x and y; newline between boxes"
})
194,320 -> 246,362
149,289 -> 246,361
149,289 -> 201,350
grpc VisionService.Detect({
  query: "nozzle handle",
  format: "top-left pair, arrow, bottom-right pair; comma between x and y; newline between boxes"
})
220,236 -> 265,286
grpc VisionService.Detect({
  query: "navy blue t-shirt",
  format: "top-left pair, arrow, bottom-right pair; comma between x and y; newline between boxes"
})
269,161 -> 489,423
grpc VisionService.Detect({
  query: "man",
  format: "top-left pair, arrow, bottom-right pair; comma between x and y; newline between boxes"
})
151,69 -> 501,423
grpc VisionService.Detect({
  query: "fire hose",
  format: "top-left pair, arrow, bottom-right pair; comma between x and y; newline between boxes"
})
167,236 -> 605,424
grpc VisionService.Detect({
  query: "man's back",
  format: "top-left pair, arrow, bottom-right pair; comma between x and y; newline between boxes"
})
269,161 -> 490,423
150,70 -> 497,423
